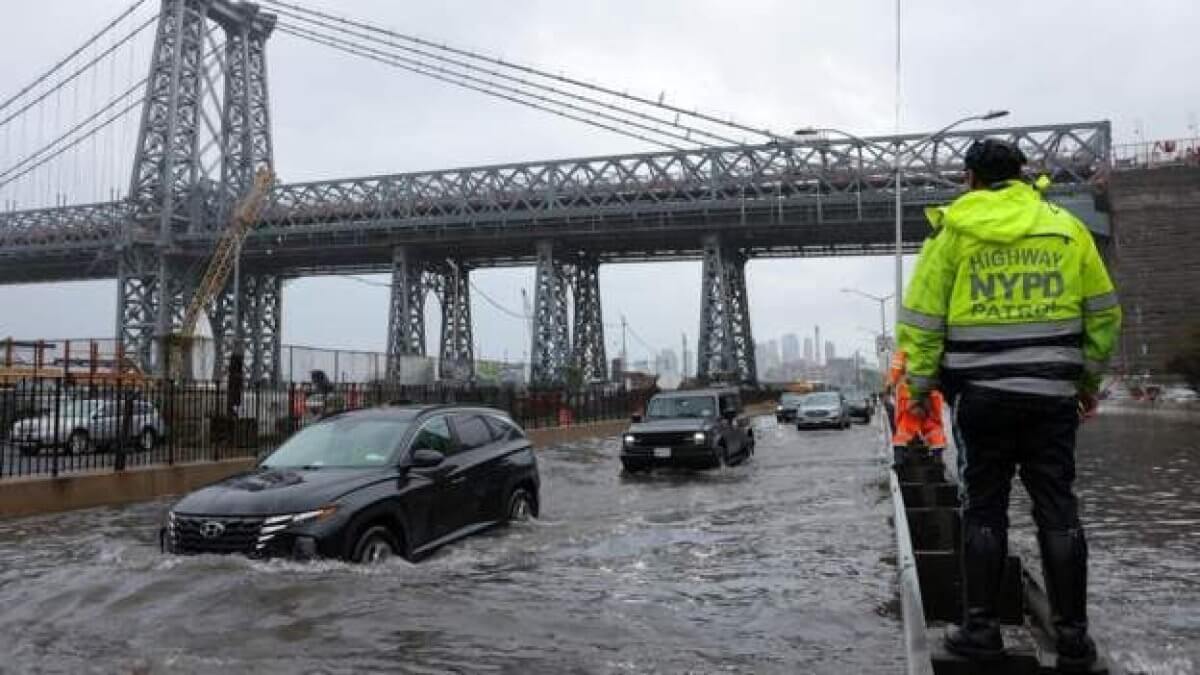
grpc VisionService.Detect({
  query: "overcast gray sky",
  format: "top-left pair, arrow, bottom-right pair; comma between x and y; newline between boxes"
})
1,0 -> 1197,369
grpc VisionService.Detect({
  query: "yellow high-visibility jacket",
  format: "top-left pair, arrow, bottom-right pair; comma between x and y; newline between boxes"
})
897,180 -> 1121,399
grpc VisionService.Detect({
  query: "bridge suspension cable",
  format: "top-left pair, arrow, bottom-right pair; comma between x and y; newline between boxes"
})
275,23 -> 694,151
262,0 -> 769,146
0,0 -> 149,116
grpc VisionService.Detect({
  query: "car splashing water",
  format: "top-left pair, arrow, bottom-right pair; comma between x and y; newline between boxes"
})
0,419 -> 900,674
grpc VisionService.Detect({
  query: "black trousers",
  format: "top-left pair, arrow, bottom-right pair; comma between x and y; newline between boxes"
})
952,387 -> 1082,533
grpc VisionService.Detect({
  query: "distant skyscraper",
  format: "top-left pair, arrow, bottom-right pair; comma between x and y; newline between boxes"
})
814,326 -> 822,366
782,334 -> 800,364
656,348 -> 679,374
803,337 -> 814,363
825,340 -> 836,364
766,339 -> 781,370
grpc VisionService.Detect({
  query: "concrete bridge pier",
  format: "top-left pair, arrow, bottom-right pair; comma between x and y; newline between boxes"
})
697,234 -> 757,385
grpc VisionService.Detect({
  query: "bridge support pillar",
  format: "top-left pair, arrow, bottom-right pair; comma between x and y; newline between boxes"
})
530,241 -> 572,388
435,260 -> 474,382
209,272 -> 281,383
697,234 -> 757,385
571,255 -> 607,383
386,246 -> 428,381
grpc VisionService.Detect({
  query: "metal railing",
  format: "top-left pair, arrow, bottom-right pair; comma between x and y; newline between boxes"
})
0,378 -> 651,481
1111,137 -> 1200,170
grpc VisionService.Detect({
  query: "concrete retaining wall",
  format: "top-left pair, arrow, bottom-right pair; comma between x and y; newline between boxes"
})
0,419 -> 630,520
1108,166 -> 1200,375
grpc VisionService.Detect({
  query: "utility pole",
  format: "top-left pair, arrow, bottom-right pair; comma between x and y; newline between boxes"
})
620,315 -> 628,366
681,332 -> 689,383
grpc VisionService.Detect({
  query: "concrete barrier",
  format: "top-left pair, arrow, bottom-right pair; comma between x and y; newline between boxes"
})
0,419 -> 631,520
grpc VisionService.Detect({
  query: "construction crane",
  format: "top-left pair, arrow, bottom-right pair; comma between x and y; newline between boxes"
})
167,167 -> 274,380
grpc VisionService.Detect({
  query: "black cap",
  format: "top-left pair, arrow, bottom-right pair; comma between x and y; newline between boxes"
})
964,138 -> 1027,184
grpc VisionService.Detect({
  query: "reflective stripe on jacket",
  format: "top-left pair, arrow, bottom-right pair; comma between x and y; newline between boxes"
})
897,180 -> 1122,398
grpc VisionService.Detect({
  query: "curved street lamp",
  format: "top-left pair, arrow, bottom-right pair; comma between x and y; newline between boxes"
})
795,110 -> 1010,326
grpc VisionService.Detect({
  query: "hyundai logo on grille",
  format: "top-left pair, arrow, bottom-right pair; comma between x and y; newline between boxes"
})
200,521 -> 226,538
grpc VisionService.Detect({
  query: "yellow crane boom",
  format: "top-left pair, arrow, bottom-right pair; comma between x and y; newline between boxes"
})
179,167 -> 274,337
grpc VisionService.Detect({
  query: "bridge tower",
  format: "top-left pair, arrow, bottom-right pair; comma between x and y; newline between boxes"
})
436,259 -> 475,382
121,0 -> 277,380
697,234 -> 757,385
530,241 -> 572,387
386,246 -> 428,380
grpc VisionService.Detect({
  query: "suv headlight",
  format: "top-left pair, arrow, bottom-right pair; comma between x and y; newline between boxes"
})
623,434 -> 636,446
259,506 -> 338,550
692,431 -> 707,444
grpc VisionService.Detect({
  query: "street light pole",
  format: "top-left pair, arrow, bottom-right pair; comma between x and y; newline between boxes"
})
796,108 -> 1010,328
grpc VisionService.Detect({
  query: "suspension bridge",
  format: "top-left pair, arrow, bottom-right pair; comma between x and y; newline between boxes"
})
0,0 -> 1112,386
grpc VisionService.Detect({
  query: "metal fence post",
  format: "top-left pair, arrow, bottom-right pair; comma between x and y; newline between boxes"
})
51,378 -> 61,478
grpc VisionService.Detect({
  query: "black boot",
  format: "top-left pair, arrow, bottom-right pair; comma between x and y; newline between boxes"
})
945,523 -> 1007,660
1039,529 -> 1097,672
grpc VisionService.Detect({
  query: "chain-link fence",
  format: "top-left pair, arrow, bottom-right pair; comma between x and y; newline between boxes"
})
1,338 -> 528,386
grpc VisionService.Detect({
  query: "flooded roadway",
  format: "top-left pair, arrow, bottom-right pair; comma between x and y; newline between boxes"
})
0,419 -> 902,674
1,407 -> 1196,674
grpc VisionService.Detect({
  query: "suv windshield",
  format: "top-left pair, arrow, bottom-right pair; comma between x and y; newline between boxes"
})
805,393 -> 840,407
262,417 -> 411,468
781,393 -> 803,405
646,395 -> 716,419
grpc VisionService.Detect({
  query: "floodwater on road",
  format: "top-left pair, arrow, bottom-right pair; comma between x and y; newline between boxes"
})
990,405 -> 1200,675
0,419 -> 901,674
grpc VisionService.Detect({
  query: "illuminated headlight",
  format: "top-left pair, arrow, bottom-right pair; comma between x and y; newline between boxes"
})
623,434 -> 636,446
692,431 -> 707,444
775,405 -> 783,411
166,510 -> 176,536
258,506 -> 338,551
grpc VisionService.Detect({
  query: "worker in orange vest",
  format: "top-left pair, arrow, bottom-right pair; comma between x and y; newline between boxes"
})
886,350 -> 946,468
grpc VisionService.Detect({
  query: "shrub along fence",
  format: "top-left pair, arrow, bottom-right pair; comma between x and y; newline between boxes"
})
0,378 -> 653,480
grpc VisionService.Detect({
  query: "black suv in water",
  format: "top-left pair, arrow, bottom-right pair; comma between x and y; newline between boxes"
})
162,405 -> 539,563
620,388 -> 754,472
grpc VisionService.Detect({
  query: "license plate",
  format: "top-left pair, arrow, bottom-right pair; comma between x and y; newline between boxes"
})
653,447 -> 671,458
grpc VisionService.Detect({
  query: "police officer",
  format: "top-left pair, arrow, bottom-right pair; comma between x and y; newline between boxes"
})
897,139 -> 1121,670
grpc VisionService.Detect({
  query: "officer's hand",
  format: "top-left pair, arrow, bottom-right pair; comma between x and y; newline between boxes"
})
907,393 -> 930,419
1077,392 -> 1099,421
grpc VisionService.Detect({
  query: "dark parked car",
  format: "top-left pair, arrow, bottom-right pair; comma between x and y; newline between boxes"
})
795,391 -> 851,429
775,392 -> 804,422
844,390 -> 874,424
161,405 -> 539,563
620,388 -> 754,472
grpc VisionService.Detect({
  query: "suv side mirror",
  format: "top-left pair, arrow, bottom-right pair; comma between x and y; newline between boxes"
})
410,448 -> 445,468
630,413 -> 643,423
721,409 -> 737,421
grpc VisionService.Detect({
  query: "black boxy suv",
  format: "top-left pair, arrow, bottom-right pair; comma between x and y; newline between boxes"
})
162,405 -> 539,563
620,388 -> 754,472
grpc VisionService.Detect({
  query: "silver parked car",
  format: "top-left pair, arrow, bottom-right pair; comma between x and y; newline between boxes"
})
795,391 -> 851,430
10,399 -> 166,455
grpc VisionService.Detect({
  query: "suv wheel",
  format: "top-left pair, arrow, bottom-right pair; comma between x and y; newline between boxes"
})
68,430 -> 91,455
506,488 -> 535,523
622,460 -> 649,474
351,525 -> 400,564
